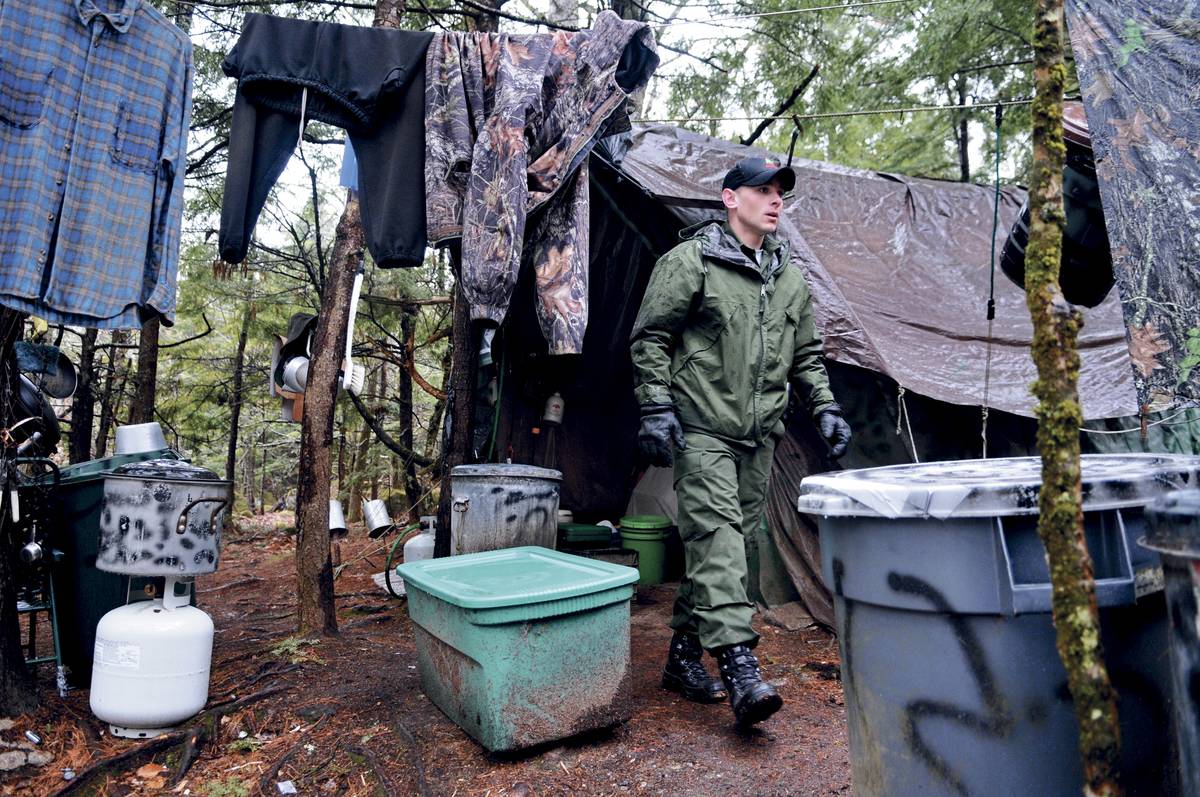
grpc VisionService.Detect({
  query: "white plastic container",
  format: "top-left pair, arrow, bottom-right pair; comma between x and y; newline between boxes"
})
393,528 -> 437,595
89,581 -> 213,738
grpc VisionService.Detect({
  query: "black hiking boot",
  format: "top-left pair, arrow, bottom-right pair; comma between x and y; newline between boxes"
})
661,631 -> 728,703
715,644 -> 783,727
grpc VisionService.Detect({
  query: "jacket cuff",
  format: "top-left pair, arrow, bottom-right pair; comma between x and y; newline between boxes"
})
809,395 -> 838,420
634,384 -> 673,406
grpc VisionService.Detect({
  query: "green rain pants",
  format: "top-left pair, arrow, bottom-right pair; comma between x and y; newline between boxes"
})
669,430 -> 776,651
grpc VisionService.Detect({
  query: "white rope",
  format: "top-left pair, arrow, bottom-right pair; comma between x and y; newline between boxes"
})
652,0 -> 914,27
1079,407 -> 1198,435
896,385 -> 920,464
981,316 -> 995,459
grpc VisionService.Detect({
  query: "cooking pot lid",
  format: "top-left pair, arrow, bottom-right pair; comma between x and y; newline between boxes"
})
110,458 -> 222,482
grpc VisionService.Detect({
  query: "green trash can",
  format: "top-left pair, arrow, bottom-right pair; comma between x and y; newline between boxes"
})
51,448 -> 179,687
398,546 -> 639,752
619,515 -> 670,585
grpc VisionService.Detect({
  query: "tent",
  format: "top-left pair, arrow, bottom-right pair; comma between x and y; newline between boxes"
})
487,124 -> 1137,628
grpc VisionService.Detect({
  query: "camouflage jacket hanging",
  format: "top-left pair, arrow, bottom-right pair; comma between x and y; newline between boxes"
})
425,11 -> 657,354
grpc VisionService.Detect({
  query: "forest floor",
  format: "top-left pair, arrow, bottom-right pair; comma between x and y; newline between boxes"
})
8,512 -> 851,797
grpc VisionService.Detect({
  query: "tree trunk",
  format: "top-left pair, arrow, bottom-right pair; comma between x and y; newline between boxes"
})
94,331 -> 131,459
295,192 -> 364,636
1027,1 -> 1122,794
424,339 -> 453,464
399,309 -> 420,522
225,303 -> 252,483
0,308 -> 37,715
472,0 -> 502,32
129,317 -> 160,424
244,438 -> 257,513
69,327 -> 98,464
610,0 -> 647,21
435,250 -> 478,557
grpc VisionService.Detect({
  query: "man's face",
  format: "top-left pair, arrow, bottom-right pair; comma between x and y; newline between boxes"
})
722,177 -> 786,239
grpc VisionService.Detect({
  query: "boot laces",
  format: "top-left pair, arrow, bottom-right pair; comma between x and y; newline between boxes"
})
720,649 -> 763,689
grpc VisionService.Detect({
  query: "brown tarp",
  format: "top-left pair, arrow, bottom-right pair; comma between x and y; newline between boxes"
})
619,125 -> 1138,421
496,125 -> 1138,629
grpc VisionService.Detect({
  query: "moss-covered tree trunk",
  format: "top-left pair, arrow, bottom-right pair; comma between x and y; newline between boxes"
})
1027,2 -> 1122,794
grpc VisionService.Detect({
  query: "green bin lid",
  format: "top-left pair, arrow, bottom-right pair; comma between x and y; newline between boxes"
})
619,514 -> 671,530
396,546 -> 638,609
559,522 -> 611,538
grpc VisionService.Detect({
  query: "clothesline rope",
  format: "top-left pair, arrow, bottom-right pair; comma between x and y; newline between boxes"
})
633,97 -> 1039,125
1079,407 -> 1199,435
652,0 -> 915,27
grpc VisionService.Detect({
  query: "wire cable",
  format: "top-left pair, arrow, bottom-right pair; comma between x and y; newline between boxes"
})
981,104 -> 1004,459
652,0 -> 914,27
634,97 -> 1043,124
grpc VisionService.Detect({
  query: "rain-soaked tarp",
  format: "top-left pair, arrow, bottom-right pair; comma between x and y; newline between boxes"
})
618,125 -> 1138,420
1065,0 -> 1200,412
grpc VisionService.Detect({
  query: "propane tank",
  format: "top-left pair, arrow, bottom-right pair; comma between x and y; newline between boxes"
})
403,517 -> 436,564
89,578 -> 213,738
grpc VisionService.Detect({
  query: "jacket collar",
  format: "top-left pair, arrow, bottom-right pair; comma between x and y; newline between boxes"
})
680,219 -> 789,280
76,0 -> 139,34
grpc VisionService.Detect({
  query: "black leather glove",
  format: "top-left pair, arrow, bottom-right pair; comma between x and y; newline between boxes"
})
816,405 -> 852,459
638,404 -> 687,467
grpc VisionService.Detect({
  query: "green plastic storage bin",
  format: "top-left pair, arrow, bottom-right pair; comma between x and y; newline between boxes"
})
398,546 -> 639,752
52,448 -> 179,686
619,515 -> 670,585
558,522 -> 612,549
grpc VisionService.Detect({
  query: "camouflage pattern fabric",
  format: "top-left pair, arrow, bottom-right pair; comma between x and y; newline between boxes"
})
425,11 -> 657,355
1065,0 -> 1200,410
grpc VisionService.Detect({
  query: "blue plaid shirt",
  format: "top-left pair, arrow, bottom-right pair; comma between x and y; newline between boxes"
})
0,0 -> 191,328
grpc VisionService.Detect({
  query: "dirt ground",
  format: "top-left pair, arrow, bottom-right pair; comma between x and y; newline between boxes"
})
6,513 -> 851,797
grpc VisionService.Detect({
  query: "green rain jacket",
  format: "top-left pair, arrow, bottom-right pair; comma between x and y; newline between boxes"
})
630,220 -> 836,443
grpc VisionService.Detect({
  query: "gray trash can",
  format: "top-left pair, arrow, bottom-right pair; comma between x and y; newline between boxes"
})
1143,489 -> 1200,797
797,454 -> 1197,797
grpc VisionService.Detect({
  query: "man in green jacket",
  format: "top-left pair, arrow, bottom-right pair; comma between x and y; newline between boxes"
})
630,157 -> 851,727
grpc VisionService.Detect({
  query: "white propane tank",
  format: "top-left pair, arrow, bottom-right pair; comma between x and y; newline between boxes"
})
403,527 -> 435,565
90,580 -> 213,738
395,521 -> 436,594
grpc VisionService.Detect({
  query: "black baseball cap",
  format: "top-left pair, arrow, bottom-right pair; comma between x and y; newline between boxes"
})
722,157 -> 796,191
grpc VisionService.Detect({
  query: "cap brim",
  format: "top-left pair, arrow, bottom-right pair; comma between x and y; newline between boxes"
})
743,166 -> 796,191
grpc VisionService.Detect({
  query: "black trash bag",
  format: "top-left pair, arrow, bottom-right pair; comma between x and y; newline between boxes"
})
999,106 -> 1115,308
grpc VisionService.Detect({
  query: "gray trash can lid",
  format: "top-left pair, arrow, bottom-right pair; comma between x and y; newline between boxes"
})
797,454 -> 1200,519
451,463 -> 562,480
1143,488 -> 1200,558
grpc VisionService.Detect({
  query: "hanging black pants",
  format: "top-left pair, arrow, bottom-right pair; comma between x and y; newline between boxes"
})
219,14 -> 433,268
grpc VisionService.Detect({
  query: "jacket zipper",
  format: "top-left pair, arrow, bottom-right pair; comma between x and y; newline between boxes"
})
755,280 -> 767,439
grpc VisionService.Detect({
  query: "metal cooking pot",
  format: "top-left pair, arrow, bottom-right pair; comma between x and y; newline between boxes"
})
97,459 -> 233,576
